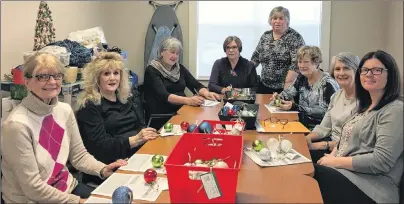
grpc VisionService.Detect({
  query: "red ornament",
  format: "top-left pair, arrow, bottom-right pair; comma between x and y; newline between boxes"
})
144,168 -> 157,184
228,109 -> 236,116
180,121 -> 190,131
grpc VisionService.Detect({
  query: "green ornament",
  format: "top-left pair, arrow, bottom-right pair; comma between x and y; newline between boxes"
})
275,99 -> 281,107
151,155 -> 164,168
164,123 -> 173,132
252,140 -> 264,152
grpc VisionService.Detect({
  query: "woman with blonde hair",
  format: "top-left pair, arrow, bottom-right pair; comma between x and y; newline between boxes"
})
76,52 -> 159,185
1,52 -> 127,203
271,46 -> 339,130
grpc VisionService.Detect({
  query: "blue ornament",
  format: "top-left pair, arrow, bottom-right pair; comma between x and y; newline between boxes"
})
112,186 -> 133,204
187,124 -> 198,132
198,121 -> 213,134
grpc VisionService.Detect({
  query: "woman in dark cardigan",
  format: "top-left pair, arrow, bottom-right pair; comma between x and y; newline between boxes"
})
208,36 -> 258,94
144,37 -> 220,120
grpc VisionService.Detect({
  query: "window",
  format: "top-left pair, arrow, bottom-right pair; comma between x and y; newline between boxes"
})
192,1 -> 328,80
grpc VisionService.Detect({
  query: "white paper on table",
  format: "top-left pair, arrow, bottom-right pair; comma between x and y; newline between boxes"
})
119,154 -> 167,174
265,104 -> 299,114
84,196 -> 111,203
91,173 -> 169,202
201,99 -> 220,107
159,125 -> 185,137
255,120 -> 264,132
243,148 -> 311,167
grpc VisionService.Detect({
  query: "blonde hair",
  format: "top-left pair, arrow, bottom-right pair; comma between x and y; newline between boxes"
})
297,46 -> 323,67
77,52 -> 130,109
24,52 -> 64,78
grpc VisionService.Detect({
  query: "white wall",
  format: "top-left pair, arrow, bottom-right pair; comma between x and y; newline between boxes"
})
386,1 -> 403,92
1,1 -> 402,85
1,1 -> 106,78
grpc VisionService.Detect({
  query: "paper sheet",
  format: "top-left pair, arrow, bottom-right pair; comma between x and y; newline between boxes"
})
119,154 -> 167,174
84,196 -> 111,203
159,125 -> 185,137
265,104 -> 299,114
201,99 -> 220,107
244,148 -> 311,167
91,173 -> 168,202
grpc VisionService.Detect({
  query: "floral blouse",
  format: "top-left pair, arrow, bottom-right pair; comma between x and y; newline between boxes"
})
336,112 -> 368,157
251,27 -> 305,90
279,72 -> 339,130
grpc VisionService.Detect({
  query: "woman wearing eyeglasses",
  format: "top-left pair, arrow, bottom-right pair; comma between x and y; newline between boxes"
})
314,50 -> 403,204
208,36 -> 258,94
306,52 -> 360,163
1,53 -> 127,203
271,46 -> 339,130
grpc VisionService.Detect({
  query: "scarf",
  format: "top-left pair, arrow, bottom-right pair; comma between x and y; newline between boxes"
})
150,59 -> 180,82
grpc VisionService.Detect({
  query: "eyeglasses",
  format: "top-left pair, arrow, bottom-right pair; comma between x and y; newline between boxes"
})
264,117 -> 289,129
32,73 -> 64,82
226,46 -> 238,50
360,67 -> 388,75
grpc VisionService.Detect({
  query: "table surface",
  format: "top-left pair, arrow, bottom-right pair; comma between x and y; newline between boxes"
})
92,94 -> 323,203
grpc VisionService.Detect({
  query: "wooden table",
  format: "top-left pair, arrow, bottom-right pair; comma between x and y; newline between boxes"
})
94,94 -> 323,203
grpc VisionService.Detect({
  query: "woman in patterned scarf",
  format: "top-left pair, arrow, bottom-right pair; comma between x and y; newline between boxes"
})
251,6 -> 306,94
271,46 -> 339,130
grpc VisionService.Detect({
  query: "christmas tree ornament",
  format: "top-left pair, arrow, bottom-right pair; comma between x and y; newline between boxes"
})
267,138 -> 280,152
180,121 -> 189,131
164,123 -> 173,132
275,98 -> 282,107
252,140 -> 264,152
33,1 -> 56,51
144,168 -> 157,184
151,155 -> 164,168
213,160 -> 229,168
112,186 -> 133,204
258,148 -> 271,161
198,121 -> 212,134
194,159 -> 203,164
187,124 -> 197,132
280,139 -> 293,153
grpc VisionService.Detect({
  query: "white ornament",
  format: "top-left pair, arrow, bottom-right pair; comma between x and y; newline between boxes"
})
267,138 -> 280,152
258,148 -> 271,161
280,139 -> 293,153
213,161 -> 229,168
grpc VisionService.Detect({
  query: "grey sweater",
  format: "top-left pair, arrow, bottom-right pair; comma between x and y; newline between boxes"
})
312,89 -> 358,141
334,100 -> 403,203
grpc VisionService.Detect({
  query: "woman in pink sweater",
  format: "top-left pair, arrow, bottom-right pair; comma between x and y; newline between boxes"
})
1,53 -> 127,203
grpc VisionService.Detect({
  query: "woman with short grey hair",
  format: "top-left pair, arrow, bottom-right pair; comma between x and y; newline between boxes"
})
251,6 -> 306,94
306,52 -> 360,163
144,37 -> 220,122
208,36 -> 258,94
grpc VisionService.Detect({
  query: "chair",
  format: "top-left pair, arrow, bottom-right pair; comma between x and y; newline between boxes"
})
134,84 -> 175,130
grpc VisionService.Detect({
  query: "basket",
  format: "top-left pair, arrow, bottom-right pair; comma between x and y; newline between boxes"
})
223,88 -> 257,104
218,104 -> 259,130
164,132 -> 243,203
192,120 -> 245,135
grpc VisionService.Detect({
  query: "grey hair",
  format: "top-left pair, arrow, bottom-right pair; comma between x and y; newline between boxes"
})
223,36 -> 243,52
330,52 -> 360,78
157,37 -> 183,59
269,6 -> 290,26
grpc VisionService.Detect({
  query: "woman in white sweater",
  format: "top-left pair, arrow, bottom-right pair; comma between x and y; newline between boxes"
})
1,53 -> 127,203
305,52 -> 360,163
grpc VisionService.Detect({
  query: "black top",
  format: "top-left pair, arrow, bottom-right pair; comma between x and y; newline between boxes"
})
208,56 -> 258,94
144,64 -> 205,115
76,94 -> 145,165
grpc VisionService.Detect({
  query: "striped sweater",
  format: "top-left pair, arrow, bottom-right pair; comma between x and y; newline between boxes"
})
1,93 -> 106,203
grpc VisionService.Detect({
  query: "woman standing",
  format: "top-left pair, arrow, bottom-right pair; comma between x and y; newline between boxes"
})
251,6 -> 306,93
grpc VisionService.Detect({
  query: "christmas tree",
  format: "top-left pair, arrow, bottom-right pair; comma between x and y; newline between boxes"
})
33,1 -> 56,51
